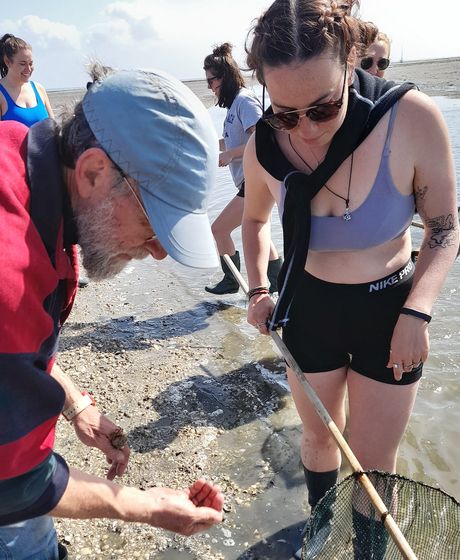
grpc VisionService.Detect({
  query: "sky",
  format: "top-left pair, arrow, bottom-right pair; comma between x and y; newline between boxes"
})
2,0 -> 459,90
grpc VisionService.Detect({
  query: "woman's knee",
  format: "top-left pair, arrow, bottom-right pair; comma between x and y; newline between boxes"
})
302,425 -> 337,451
211,219 -> 231,238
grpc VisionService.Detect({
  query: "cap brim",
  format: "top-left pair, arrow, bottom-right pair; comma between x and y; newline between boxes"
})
143,194 -> 219,268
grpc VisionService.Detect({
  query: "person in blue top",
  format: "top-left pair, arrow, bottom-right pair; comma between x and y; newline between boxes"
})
0,33 -> 53,126
203,42 -> 283,295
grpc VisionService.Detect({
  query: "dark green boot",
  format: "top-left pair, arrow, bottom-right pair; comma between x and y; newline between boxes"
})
205,252 -> 240,294
58,543 -> 69,560
267,257 -> 283,293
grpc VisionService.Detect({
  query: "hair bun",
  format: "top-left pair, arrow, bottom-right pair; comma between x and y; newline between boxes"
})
213,42 -> 233,58
0,33 -> 16,45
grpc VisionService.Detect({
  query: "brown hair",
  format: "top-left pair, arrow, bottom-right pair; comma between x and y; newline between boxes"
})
376,31 -> 391,56
245,0 -> 378,84
203,42 -> 245,109
0,34 -> 32,78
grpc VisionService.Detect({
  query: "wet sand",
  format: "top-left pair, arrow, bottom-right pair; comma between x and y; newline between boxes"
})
55,261 -> 308,560
385,57 -> 460,96
51,58 -> 460,559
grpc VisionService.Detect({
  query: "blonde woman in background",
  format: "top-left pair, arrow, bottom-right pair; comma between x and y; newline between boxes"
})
360,31 -> 391,78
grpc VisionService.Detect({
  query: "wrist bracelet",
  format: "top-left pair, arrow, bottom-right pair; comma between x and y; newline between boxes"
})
62,391 -> 96,421
248,286 -> 270,301
400,307 -> 432,323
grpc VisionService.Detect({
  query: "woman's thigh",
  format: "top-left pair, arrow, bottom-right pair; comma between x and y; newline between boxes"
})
0,516 -> 58,560
211,195 -> 244,233
288,367 -> 348,437
347,369 -> 419,471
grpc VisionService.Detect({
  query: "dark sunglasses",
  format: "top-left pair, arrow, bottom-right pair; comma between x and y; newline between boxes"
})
206,75 -> 220,86
360,57 -> 390,71
261,68 -> 347,131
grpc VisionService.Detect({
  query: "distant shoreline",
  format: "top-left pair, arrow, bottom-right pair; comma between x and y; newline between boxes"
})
48,56 -> 460,113
391,56 -> 460,66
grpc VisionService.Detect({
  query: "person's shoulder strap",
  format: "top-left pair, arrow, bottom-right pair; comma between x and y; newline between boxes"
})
0,82 -> 13,104
30,81 -> 41,100
352,69 -> 417,145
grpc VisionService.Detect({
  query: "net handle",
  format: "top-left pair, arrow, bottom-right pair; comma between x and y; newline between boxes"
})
223,254 -> 418,560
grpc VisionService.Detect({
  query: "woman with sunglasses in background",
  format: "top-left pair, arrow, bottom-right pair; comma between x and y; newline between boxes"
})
203,42 -> 282,295
242,1 -> 458,556
360,31 -> 391,78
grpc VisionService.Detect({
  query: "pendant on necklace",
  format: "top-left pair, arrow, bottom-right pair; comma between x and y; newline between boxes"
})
343,206 -> 351,221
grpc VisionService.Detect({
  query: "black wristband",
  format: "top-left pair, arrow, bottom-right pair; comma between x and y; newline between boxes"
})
248,286 -> 269,301
400,307 -> 432,323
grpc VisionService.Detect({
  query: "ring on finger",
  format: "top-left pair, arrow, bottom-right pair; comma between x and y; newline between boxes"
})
392,363 -> 400,369
408,361 -> 422,368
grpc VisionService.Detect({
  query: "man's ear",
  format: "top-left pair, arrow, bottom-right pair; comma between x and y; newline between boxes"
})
74,148 -> 114,200
145,238 -> 168,261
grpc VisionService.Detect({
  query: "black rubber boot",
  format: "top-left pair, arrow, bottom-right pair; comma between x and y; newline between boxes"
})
58,543 -> 69,560
294,468 -> 339,559
352,508 -> 389,560
205,252 -> 240,294
267,257 -> 283,293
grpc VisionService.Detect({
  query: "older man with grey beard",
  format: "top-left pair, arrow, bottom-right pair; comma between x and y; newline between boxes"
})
0,66 -> 223,560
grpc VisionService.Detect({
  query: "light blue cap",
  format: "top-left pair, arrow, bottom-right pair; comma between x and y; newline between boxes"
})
82,68 -> 219,268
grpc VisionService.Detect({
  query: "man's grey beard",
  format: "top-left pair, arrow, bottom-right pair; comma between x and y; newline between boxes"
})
75,196 -> 150,281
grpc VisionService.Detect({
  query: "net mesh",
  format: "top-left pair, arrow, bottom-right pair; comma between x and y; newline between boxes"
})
302,470 -> 460,559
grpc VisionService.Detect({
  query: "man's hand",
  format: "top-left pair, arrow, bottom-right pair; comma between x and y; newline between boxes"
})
147,479 -> 224,535
51,469 -> 224,537
72,406 -> 130,480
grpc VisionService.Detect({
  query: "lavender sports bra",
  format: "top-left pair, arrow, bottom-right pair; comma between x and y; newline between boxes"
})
279,103 -> 415,252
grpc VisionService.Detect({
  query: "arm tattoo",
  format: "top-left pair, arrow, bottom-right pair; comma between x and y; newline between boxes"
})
414,186 -> 428,220
415,186 -> 458,250
424,214 -> 457,249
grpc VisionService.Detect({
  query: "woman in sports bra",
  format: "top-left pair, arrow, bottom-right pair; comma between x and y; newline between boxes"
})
0,33 -> 53,127
242,1 -> 458,556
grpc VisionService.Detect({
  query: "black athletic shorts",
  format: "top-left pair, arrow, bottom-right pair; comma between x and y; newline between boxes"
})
236,181 -> 245,198
282,260 -> 423,385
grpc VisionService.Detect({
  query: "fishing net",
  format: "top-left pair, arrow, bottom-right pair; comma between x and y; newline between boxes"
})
302,470 -> 460,559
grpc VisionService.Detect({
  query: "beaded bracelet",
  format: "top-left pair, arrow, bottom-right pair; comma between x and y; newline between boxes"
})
248,286 -> 270,301
400,307 -> 432,323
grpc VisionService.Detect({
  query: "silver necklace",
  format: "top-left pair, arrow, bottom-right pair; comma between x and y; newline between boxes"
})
288,135 -> 354,221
